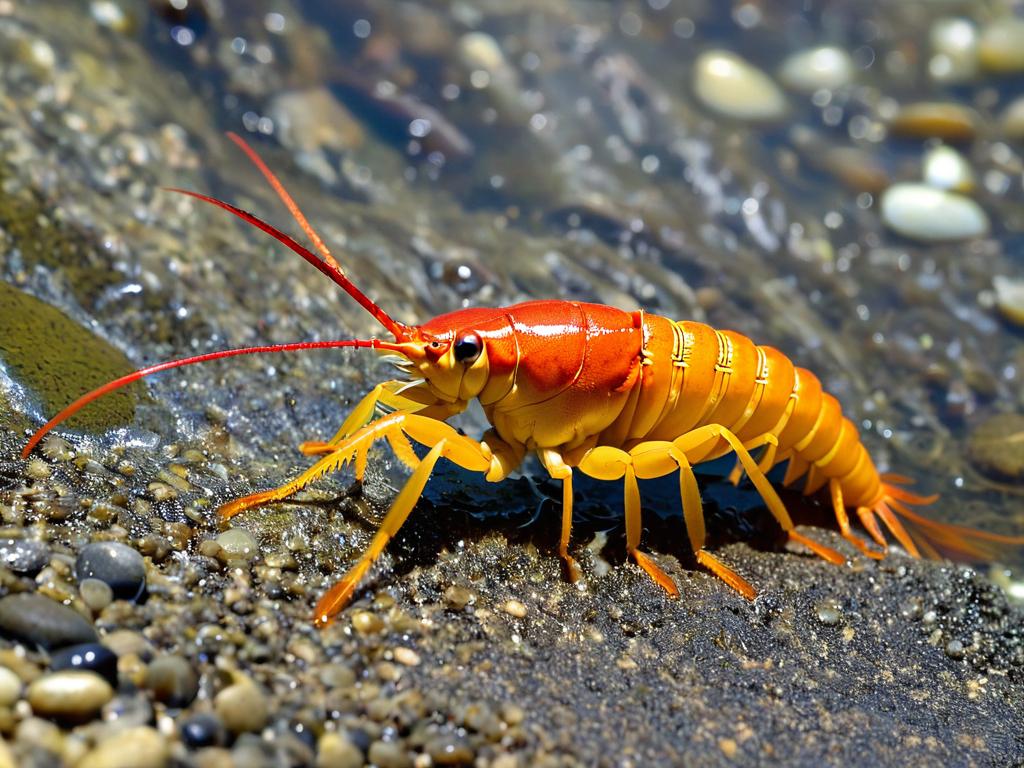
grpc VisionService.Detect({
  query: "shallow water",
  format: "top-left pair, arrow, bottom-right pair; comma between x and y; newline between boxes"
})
1,2 -> 1023,764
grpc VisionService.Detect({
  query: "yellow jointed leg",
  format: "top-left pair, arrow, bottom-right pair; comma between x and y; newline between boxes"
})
829,480 -> 883,559
627,439 -> 755,599
299,380 -> 455,455
672,425 -> 846,567
727,434 -> 779,486
538,449 -> 580,582
313,440 -> 447,626
577,446 -> 679,596
219,412 -> 492,521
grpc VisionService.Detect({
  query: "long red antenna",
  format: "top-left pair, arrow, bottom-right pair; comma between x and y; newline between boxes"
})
225,132 -> 342,274
21,338 -> 401,459
168,188 -> 408,341
215,132 -> 408,341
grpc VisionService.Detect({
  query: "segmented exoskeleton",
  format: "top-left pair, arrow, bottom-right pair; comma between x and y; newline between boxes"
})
23,134 -> 1023,626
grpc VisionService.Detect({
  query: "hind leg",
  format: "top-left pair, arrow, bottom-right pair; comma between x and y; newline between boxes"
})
673,425 -> 846,566
829,480 -> 884,559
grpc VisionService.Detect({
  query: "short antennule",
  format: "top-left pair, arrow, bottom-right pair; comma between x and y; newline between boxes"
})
21,338 -> 399,459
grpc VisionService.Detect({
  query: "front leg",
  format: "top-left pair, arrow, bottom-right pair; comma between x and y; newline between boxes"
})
299,380 -> 466,456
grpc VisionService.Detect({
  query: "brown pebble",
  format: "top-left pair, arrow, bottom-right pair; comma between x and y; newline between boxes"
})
393,647 -> 421,667
443,585 -> 473,610
889,102 -> 978,142
27,671 -> 113,721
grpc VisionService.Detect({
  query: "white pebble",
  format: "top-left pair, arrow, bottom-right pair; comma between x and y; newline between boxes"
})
694,50 -> 787,121
880,183 -> 988,242
929,18 -> 978,83
979,18 -> 1024,72
922,146 -> 975,193
778,46 -> 855,93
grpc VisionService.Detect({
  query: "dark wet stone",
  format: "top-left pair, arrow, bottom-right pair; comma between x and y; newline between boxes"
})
0,538 -> 50,574
180,713 -> 227,749
145,655 -> 198,707
0,593 -> 97,650
50,643 -> 118,687
76,542 -> 146,601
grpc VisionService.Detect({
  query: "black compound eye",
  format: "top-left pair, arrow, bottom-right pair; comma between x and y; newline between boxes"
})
453,332 -> 482,363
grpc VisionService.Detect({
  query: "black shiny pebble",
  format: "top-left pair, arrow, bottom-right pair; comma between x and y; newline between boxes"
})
0,593 -> 98,650
76,542 -> 147,601
0,538 -> 50,575
180,713 -> 227,749
51,643 -> 118,687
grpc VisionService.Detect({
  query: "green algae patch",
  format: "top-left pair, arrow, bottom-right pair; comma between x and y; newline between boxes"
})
0,282 -> 144,434
0,169 -> 121,305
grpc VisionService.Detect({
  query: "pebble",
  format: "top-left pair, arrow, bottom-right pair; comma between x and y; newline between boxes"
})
815,600 -> 843,626
922,145 -> 974,193
145,655 -> 199,707
367,740 -> 412,768
76,541 -> 147,600
214,680 -> 269,734
945,639 -> 965,660
80,577 -> 114,612
426,735 -> 475,765
16,717 -> 64,756
269,87 -> 364,154
889,102 -> 978,142
0,666 -> 22,707
443,585 -> 473,610
316,732 -> 363,768
967,414 -> 1024,481
393,647 -> 421,667
214,528 -> 259,562
503,600 -> 527,618
1000,96 -> 1024,141
27,670 -> 113,721
77,726 -> 169,768
0,592 -> 98,650
879,183 -> 988,242
929,18 -> 979,83
0,538 -> 50,574
979,18 -> 1024,72
693,50 -> 787,121
351,610 -> 385,635
180,713 -> 227,749
777,46 -> 855,93
90,1 -> 134,34
993,276 -> 1024,327
51,643 -> 119,687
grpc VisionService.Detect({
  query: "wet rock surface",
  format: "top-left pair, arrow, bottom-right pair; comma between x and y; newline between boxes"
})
0,1 -> 1022,766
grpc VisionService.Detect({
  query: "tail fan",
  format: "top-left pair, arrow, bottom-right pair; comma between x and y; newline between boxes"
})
872,476 -> 1024,562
